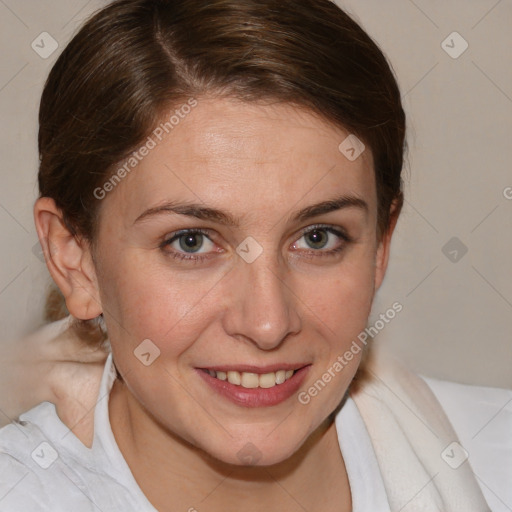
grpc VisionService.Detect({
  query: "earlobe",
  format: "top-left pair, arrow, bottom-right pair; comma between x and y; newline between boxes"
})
34,197 -> 103,320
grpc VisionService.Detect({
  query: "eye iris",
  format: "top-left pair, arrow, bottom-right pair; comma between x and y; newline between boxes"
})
306,229 -> 328,249
179,233 -> 203,252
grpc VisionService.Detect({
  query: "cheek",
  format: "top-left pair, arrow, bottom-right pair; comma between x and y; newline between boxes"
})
302,253 -> 376,333
299,259 -> 375,408
98,251 -> 223,354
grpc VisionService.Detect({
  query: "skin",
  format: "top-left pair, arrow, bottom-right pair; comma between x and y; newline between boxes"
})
34,97 -> 399,511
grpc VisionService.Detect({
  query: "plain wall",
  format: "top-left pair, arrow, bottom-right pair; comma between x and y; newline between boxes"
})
0,0 -> 510,388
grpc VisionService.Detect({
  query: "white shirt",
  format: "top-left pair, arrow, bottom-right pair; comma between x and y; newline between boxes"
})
423,376 -> 512,512
0,353 -> 510,511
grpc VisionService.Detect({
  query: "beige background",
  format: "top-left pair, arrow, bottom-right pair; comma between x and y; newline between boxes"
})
0,0 -> 510,388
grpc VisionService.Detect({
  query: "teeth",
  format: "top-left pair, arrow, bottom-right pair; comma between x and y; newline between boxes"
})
208,369 -> 297,388
241,373 -> 259,388
227,371 -> 241,385
259,373 -> 277,388
275,370 -> 286,385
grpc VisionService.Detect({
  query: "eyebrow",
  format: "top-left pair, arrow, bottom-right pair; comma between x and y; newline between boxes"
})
133,194 -> 368,227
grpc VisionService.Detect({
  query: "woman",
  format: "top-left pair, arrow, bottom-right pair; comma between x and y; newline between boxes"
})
0,0 -> 508,510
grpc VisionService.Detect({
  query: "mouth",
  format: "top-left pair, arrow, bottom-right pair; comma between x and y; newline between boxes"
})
199,367 -> 299,389
196,364 -> 311,407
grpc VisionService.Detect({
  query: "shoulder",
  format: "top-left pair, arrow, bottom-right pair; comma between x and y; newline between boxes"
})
0,452 -> 50,510
0,408 -> 61,510
0,403 -> 96,511
0,400 -> 151,512
422,375 -> 512,449
422,375 -> 512,511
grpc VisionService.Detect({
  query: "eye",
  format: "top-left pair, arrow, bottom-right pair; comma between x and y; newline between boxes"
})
160,224 -> 351,264
291,225 -> 350,256
160,229 -> 218,262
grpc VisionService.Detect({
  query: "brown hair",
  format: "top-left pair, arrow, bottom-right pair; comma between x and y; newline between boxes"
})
38,0 -> 406,355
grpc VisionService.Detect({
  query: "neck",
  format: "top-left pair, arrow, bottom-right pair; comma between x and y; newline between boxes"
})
109,379 -> 351,512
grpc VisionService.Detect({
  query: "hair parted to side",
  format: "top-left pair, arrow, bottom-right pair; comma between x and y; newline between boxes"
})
38,0 -> 406,373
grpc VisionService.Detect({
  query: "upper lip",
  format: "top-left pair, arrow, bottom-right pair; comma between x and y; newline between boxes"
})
198,363 -> 310,374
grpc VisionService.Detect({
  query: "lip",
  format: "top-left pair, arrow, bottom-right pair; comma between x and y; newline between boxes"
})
195,364 -> 311,408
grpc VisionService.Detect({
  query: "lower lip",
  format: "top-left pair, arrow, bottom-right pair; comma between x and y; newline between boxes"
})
196,366 -> 311,408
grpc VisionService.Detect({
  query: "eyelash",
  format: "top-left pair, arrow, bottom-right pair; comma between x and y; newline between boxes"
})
160,224 -> 352,264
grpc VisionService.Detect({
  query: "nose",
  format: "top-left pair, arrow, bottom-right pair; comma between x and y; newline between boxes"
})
222,255 -> 302,351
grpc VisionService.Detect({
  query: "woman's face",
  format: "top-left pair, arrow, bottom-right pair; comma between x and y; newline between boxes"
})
93,97 -> 391,466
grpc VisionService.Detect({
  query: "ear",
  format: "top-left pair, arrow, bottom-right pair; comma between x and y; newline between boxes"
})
374,197 -> 402,291
34,197 -> 102,320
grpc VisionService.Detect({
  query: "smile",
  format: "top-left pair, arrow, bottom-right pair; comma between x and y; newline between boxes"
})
200,368 -> 297,389
196,365 -> 311,407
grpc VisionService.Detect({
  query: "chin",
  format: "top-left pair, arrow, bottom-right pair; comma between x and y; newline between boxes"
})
212,444 -> 297,468
196,428 -> 309,468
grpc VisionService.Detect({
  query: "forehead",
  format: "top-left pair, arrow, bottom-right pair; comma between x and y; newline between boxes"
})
102,97 -> 376,225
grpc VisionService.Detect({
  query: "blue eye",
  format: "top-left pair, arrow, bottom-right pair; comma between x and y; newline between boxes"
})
161,229 -> 217,262
300,228 -> 333,250
292,225 -> 349,256
175,232 -> 209,253
160,224 -> 351,264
